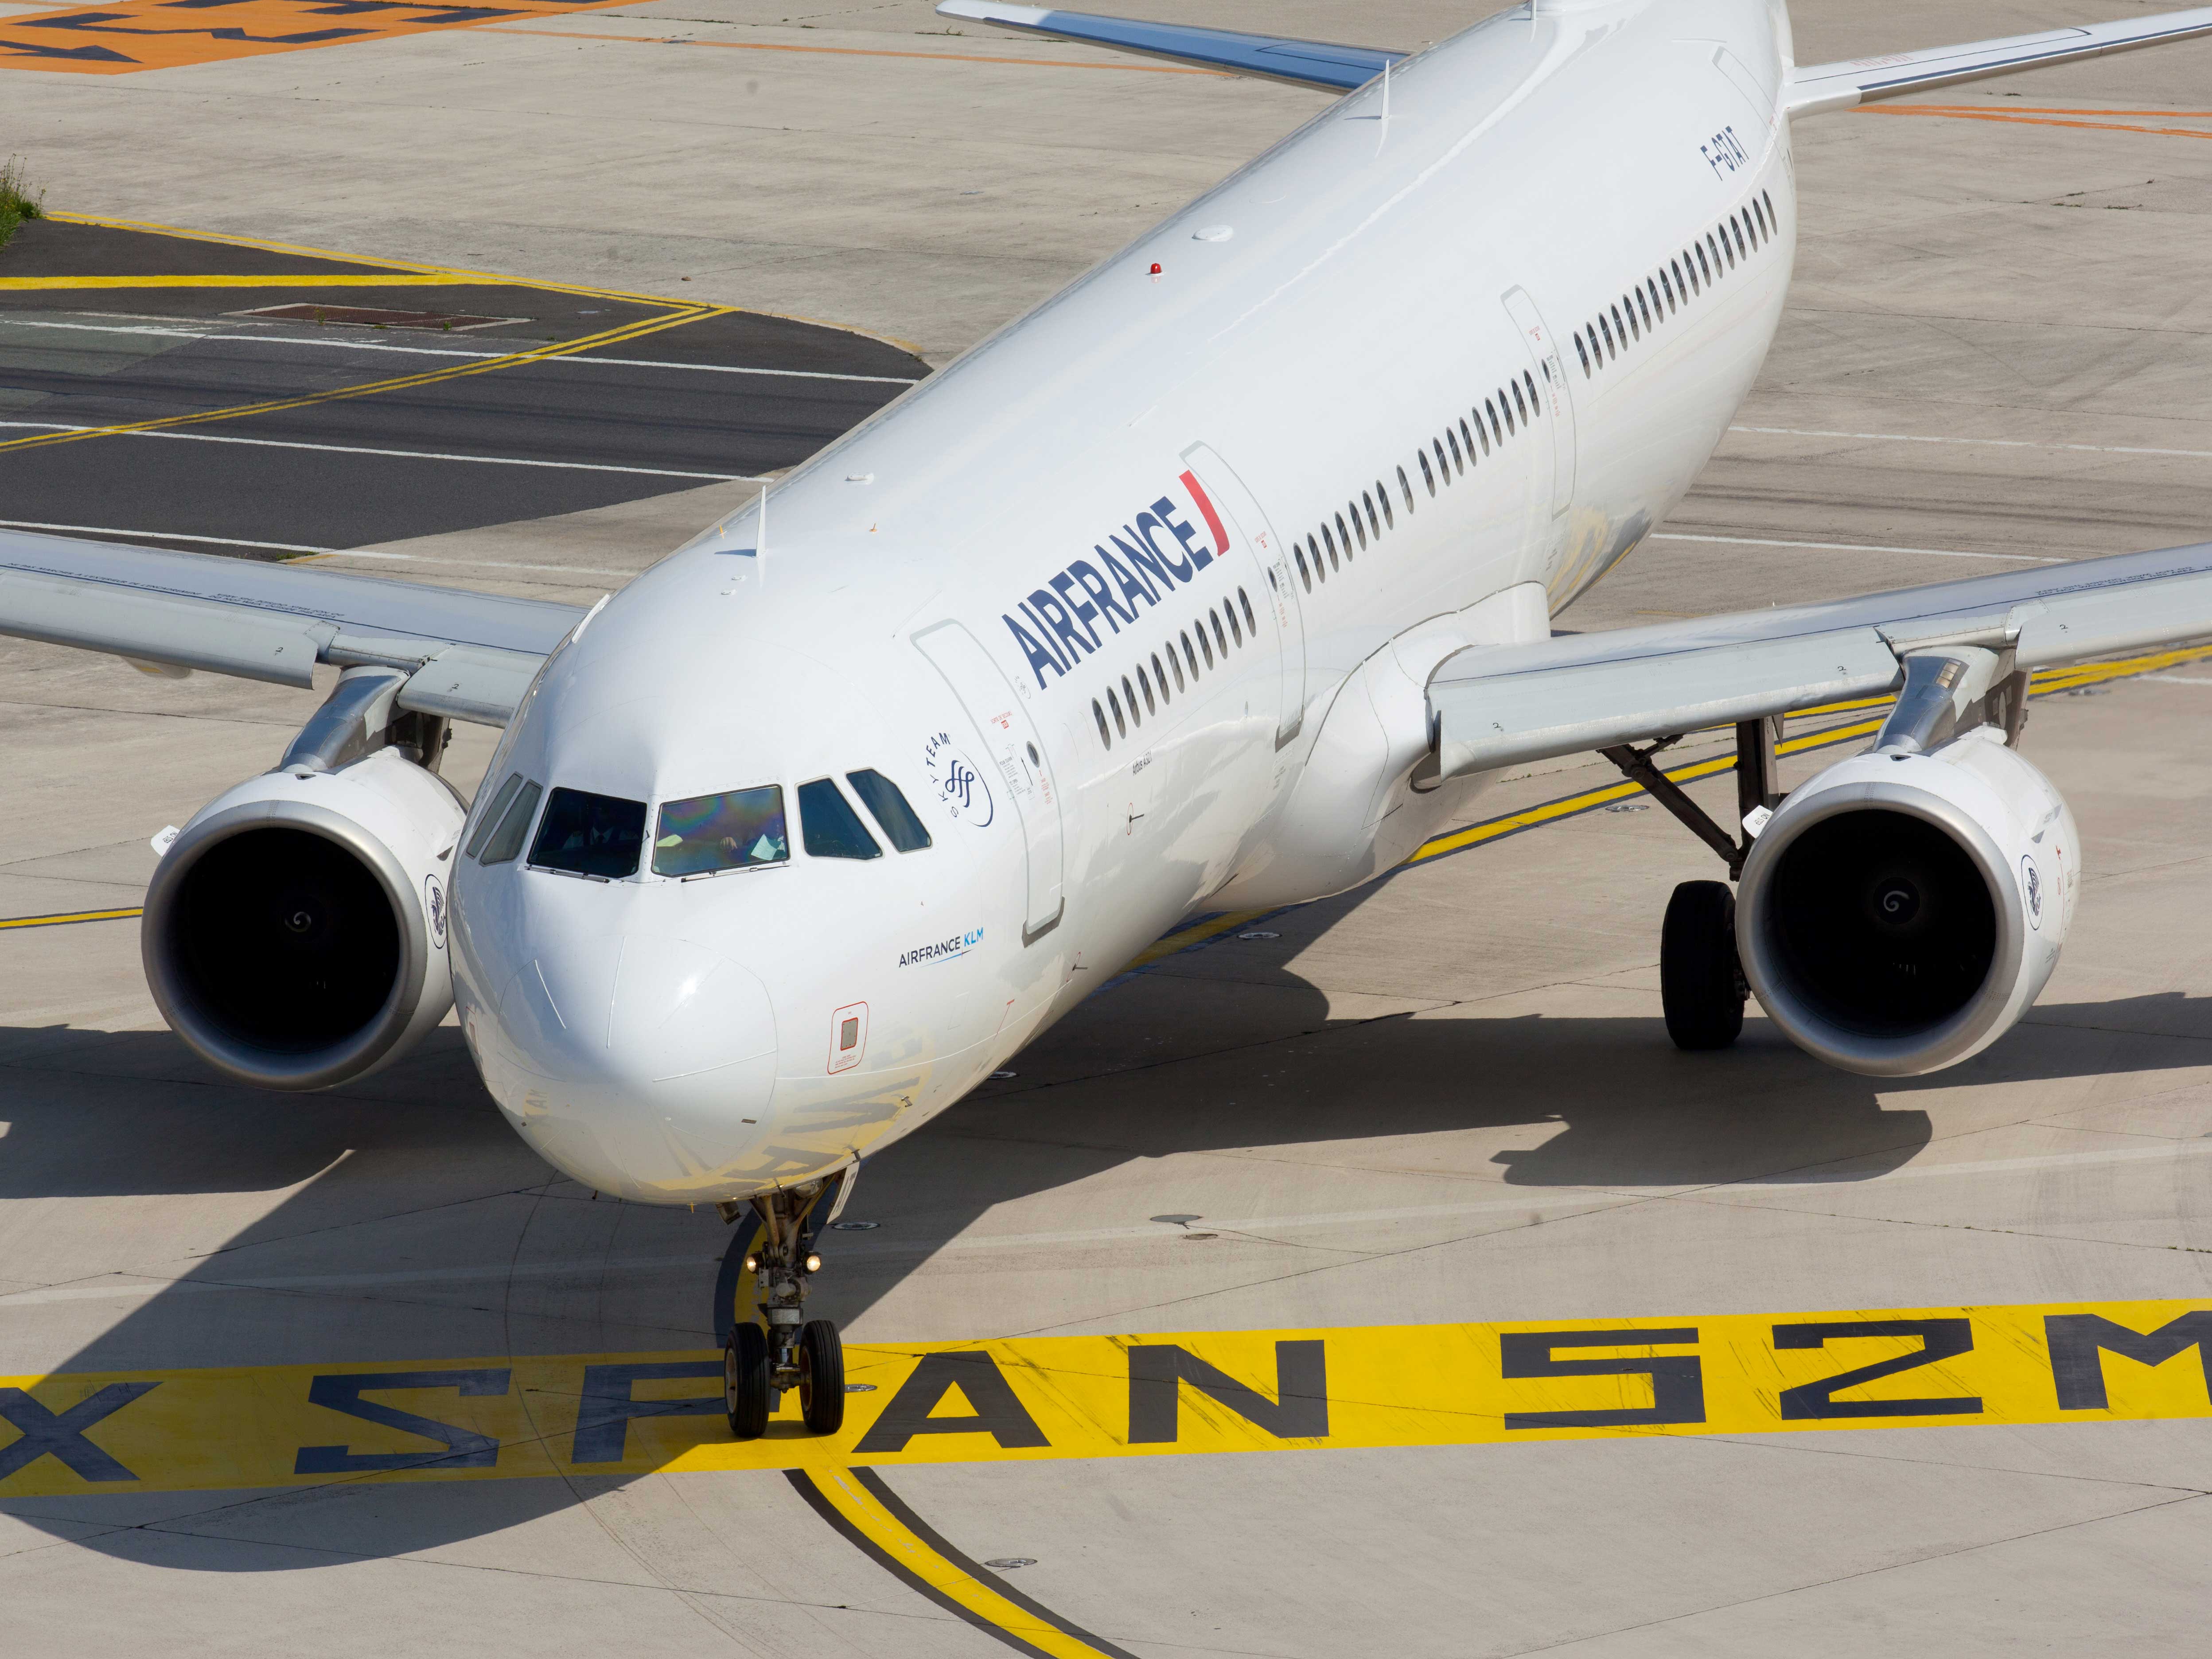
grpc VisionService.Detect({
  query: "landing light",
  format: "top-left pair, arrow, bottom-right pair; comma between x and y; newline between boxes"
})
803,1252 -> 823,1273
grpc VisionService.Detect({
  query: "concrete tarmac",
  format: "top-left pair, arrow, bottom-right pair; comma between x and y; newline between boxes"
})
8,3 -> 2212,1655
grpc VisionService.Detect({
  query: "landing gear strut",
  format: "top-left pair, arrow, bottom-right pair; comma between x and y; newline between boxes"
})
722,1177 -> 848,1440
1601,716 -> 1781,1054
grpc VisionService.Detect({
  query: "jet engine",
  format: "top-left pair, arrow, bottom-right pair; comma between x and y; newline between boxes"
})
143,737 -> 467,1092
1736,727 -> 2078,1078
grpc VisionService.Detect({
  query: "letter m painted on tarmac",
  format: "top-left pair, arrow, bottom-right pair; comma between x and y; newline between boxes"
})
2047,1311 -> 2212,1410
0,1382 -> 159,1484
1125,1340 -> 1328,1444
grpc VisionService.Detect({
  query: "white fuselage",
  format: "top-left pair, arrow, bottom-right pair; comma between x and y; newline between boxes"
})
451,0 -> 1798,1203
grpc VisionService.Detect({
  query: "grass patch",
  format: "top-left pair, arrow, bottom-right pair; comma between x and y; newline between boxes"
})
0,157 -> 46,251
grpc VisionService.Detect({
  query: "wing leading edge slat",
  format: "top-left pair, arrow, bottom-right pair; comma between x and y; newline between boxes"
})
0,531 -> 586,725
1786,6 -> 2212,118
1431,543 -> 2212,779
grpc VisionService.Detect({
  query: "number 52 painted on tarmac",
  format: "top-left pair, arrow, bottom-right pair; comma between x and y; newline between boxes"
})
4,1298 -> 2210,1497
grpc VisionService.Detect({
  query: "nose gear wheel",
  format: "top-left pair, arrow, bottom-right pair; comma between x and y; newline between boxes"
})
725,1174 -> 849,1438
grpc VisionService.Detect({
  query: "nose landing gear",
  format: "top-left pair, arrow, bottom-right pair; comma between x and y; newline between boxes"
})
722,1176 -> 848,1440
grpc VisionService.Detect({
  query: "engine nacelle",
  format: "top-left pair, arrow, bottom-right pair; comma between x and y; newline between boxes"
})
143,747 -> 467,1090
1737,728 -> 2079,1077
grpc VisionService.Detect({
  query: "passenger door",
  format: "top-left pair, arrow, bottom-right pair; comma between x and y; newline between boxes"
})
1178,441 -> 1307,746
912,619 -> 1065,944
1502,286 -> 1577,518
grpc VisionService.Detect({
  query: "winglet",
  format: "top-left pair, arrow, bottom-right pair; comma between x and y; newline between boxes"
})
935,0 -> 1402,93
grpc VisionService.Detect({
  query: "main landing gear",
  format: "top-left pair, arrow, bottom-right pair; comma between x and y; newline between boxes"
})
721,1174 -> 850,1440
1600,715 -> 1781,1054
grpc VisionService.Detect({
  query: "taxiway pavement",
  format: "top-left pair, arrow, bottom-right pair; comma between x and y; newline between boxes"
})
6,3 -> 2212,1655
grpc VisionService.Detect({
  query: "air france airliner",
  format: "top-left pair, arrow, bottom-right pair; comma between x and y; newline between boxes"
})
12,0 -> 2212,1435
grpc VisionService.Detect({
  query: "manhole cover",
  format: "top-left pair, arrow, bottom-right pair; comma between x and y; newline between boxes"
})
828,1220 -> 879,1231
236,303 -> 526,331
984,1558 -> 1036,1570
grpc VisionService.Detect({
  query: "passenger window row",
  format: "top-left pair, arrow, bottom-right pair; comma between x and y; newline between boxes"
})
1573,188 -> 1779,378
1289,366 -> 1544,592
466,767 -> 931,880
1093,584 -> 1259,749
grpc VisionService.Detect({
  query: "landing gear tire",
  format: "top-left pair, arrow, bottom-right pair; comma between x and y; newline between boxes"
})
1662,880 -> 1745,1051
797,1319 -> 845,1436
724,1321 -> 770,1440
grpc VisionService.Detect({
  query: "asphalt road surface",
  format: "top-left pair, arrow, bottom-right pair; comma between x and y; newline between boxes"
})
0,217 -> 925,556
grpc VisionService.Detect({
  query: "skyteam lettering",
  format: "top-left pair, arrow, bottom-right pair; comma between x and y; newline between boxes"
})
1001,470 -> 1232,689
899,927 -> 985,967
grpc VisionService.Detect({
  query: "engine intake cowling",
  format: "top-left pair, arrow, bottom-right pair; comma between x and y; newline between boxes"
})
1736,728 -> 2077,1077
143,748 -> 467,1090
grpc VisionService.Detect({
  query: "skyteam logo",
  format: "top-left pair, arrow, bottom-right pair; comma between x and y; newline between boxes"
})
924,732 -> 994,827
899,927 -> 985,968
1001,469 -> 1231,690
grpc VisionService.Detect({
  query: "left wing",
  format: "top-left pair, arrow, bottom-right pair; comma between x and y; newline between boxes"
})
1786,6 -> 2212,119
1429,542 -> 2212,779
934,0 -> 1402,92
0,531 -> 585,726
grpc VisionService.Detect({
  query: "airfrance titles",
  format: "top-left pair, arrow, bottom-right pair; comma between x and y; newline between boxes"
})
899,927 -> 984,968
1001,470 -> 1231,689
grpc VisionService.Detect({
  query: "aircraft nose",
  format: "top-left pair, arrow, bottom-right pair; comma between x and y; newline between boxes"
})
492,932 -> 779,1201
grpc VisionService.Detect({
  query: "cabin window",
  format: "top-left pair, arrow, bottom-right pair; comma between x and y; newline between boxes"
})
1418,448 -> 1436,494
1433,438 -> 1450,483
1293,539 -> 1312,589
1197,620 -> 1215,668
798,778 -> 881,861
1659,268 -> 1675,311
1395,466 -> 1412,514
1621,298 -> 1637,341
1107,685 -> 1126,736
1309,531 -> 1328,580
1447,428 -> 1464,473
651,785 -> 785,876
1523,370 -> 1538,411
1509,380 -> 1527,424
1695,241 -> 1711,283
1711,230 -> 1728,271
1122,675 -> 1141,724
1376,481 -> 1394,529
1094,699 -> 1110,745
533,788 -> 647,880
1597,315 -> 1613,356
1355,496 -> 1372,544
1497,390 -> 1514,435
1573,331 -> 1590,374
1643,280 -> 1659,323
1136,663 -> 1155,714
1762,187 -> 1776,227
846,770 -> 931,851
1181,629 -> 1199,676
1632,288 -> 1649,331
1611,303 -> 1628,347
1210,609 -> 1229,656
476,777 -> 541,866
1239,587 -> 1257,634
1671,256 -> 1688,298
1151,651 -> 1173,701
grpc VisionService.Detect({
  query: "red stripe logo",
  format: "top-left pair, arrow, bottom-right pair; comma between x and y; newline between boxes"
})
1180,469 -> 1230,558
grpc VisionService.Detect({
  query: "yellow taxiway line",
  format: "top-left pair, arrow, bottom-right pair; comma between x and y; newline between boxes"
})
790,1466 -> 1138,1659
0,304 -> 728,456
0,273 -> 474,290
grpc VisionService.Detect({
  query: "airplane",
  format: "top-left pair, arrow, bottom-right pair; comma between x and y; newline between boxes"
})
9,0 -> 2212,1441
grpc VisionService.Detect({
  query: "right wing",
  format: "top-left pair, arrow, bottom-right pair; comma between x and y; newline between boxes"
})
1786,7 -> 2212,119
0,531 -> 588,726
934,0 -> 1402,93
1430,542 -> 2212,779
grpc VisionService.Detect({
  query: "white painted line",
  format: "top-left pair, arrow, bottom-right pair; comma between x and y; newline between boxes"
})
1649,531 -> 2062,563
0,519 -> 635,577
1731,422 -> 2212,464
0,317 -> 921,384
9,1134 -> 2197,1306
0,420 -> 757,482
0,518 -> 342,555
2140,673 -> 2212,685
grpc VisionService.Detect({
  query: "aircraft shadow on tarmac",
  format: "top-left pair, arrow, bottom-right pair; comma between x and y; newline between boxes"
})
4,948 -> 2208,1566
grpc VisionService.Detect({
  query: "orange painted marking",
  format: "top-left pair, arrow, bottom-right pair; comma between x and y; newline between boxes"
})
1862,104 -> 2212,142
0,1 -> 1233,76
0,0 -> 637,75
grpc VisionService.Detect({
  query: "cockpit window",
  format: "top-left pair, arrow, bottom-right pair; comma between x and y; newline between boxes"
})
653,785 -> 787,876
530,787 -> 646,879
846,770 -> 932,852
467,772 -> 525,860
798,778 -> 882,861
477,779 -> 542,866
